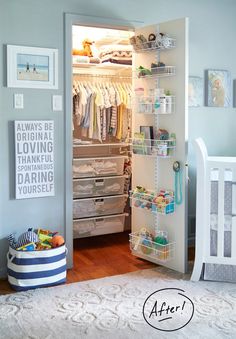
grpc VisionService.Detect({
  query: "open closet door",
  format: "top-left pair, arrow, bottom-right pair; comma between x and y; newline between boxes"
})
130,18 -> 188,273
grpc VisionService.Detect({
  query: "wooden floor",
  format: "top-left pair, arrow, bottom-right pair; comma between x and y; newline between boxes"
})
0,231 -> 195,294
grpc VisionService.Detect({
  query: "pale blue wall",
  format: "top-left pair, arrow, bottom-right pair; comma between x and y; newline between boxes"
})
0,0 -> 236,276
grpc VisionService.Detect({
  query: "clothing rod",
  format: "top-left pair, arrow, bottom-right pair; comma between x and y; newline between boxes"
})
73,142 -> 131,147
73,73 -> 132,79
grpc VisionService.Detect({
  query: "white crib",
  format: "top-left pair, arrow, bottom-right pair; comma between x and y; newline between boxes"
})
191,138 -> 236,282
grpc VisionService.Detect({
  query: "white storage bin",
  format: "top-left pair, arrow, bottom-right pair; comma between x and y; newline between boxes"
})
73,175 -> 126,198
73,156 -> 126,178
73,194 -> 128,218
73,213 -> 127,238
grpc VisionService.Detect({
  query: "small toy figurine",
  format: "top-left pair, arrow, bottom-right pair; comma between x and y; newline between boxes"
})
16,228 -> 39,249
139,228 -> 154,255
137,66 -> 152,78
154,231 -> 169,260
52,235 -> 65,248
135,185 -> 147,193
17,242 -> 36,251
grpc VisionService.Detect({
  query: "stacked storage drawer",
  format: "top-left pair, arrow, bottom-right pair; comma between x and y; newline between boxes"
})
73,194 -> 128,218
73,155 -> 128,238
73,214 -> 127,238
73,156 -> 126,178
73,175 -> 126,198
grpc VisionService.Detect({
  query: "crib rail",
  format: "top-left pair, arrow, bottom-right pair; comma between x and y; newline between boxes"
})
207,160 -> 236,264
191,138 -> 236,281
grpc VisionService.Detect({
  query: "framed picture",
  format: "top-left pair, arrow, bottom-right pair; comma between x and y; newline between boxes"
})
7,45 -> 58,89
188,76 -> 203,107
206,69 -> 231,107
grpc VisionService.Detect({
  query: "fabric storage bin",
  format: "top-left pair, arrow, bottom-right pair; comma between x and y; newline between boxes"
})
73,156 -> 126,178
73,175 -> 126,198
7,244 -> 67,291
73,194 -> 128,218
73,213 -> 126,238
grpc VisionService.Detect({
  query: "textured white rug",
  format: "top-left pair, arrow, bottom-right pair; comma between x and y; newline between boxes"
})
0,267 -> 236,339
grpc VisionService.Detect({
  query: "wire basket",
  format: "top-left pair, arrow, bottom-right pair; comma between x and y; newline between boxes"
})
129,232 -> 175,262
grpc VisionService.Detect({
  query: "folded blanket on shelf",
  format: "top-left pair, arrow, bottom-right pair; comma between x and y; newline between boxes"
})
73,55 -> 90,64
103,183 -> 121,194
73,164 -> 95,176
101,58 -> 132,65
94,160 -> 117,175
74,183 -> 94,195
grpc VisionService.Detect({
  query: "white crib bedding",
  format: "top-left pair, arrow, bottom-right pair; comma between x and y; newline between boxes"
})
204,172 -> 236,282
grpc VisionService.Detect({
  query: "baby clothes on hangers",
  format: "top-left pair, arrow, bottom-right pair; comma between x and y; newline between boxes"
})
73,79 -> 132,142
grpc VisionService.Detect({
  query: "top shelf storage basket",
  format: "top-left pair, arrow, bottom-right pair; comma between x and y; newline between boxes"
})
130,35 -> 176,53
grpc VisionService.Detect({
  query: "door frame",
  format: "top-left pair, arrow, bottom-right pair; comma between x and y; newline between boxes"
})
64,13 -> 143,268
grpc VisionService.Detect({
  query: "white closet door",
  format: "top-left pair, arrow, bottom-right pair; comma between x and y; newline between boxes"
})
131,18 -> 188,273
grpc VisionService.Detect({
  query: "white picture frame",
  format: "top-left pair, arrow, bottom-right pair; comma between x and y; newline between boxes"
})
7,45 -> 58,89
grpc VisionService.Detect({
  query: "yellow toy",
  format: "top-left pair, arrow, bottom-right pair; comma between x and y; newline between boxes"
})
72,39 -> 94,57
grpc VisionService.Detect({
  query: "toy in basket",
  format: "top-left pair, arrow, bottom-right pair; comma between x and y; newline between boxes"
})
7,228 -> 67,291
131,186 -> 175,215
130,227 -> 171,261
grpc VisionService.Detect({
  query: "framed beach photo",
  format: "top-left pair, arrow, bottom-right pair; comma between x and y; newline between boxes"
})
7,45 -> 58,89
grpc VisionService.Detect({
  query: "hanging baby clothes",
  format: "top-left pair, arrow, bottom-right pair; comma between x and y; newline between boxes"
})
93,84 -> 104,142
73,79 -> 131,142
122,83 -> 132,141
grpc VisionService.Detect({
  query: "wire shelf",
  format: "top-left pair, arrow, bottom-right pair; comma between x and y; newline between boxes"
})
132,138 -> 176,157
129,189 -> 175,215
131,37 -> 176,53
129,232 -> 175,262
135,95 -> 175,115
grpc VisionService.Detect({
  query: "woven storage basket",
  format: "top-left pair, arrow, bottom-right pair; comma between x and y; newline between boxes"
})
7,244 -> 67,291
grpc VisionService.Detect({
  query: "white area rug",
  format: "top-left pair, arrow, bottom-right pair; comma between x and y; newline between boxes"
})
0,267 -> 236,339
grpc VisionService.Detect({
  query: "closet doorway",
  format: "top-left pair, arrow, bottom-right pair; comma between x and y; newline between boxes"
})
71,23 -> 135,280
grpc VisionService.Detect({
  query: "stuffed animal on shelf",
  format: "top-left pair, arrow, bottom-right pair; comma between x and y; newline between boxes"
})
72,39 -> 94,57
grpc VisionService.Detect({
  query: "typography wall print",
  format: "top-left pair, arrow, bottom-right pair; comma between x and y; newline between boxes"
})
207,69 -> 231,107
15,120 -> 55,199
7,45 -> 58,89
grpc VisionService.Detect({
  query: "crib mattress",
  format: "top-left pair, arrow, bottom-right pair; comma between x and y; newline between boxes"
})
204,171 -> 236,282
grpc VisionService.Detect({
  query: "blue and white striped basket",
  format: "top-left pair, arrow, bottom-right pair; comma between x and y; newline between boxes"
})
7,245 -> 67,291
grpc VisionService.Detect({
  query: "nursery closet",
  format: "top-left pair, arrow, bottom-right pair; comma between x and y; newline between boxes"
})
66,15 -> 188,274
72,26 -> 132,242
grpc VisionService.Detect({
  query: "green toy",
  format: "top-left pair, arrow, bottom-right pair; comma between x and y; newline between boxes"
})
137,66 -> 152,78
154,231 -> 169,260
